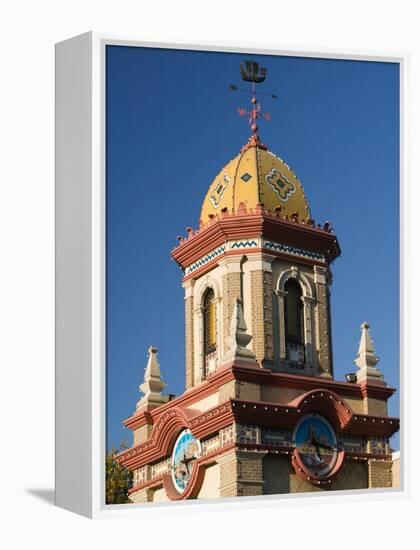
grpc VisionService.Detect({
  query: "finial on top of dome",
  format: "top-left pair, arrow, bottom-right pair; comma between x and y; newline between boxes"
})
230,59 -> 278,151
241,133 -> 268,153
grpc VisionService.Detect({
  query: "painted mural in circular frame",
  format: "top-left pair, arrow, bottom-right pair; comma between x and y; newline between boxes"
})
292,413 -> 339,479
171,429 -> 201,494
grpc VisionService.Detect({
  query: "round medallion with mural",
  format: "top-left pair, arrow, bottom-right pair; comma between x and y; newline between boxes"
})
292,414 -> 339,479
171,429 -> 201,494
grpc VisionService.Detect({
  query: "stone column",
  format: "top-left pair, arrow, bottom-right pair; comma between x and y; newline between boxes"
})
274,289 -> 287,360
301,295 -> 315,367
248,254 -> 274,364
314,266 -> 333,378
194,305 -> 205,385
221,258 -> 242,354
183,280 -> 195,389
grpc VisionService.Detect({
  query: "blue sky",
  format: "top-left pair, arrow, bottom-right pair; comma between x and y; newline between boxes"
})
106,46 -> 400,451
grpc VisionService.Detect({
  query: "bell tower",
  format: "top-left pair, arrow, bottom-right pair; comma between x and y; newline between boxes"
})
118,60 -> 399,503
171,63 -> 340,389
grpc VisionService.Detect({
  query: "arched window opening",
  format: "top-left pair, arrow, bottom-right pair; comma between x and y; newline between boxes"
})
284,279 -> 305,366
203,288 -> 217,356
284,279 -> 303,344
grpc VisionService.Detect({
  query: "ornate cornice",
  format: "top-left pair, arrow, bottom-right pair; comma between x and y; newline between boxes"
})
228,363 -> 396,400
181,237 -> 328,282
171,210 -> 340,270
117,391 -> 399,470
122,362 -> 396,434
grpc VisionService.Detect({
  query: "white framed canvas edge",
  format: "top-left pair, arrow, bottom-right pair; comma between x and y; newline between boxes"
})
55,31 -> 409,519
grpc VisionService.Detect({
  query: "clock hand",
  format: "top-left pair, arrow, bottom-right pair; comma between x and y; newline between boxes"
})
316,440 -> 336,452
181,453 -> 189,473
180,451 -> 195,474
314,441 -> 322,461
309,435 -> 321,461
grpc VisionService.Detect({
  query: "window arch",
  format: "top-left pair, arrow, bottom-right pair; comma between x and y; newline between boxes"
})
203,288 -> 217,356
284,279 -> 304,346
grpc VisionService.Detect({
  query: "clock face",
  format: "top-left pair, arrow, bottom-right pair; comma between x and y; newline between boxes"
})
171,429 -> 201,494
292,414 -> 338,478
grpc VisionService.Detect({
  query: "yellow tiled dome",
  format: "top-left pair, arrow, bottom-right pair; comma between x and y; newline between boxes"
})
200,140 -> 311,224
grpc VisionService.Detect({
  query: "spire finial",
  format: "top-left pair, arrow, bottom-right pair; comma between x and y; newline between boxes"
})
354,322 -> 385,385
136,346 -> 170,410
231,60 -> 277,152
222,298 -> 257,363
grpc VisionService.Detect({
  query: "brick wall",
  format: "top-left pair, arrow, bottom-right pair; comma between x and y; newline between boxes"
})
130,488 -> 153,503
218,380 -> 261,402
132,423 -> 153,446
218,380 -> 236,402
237,381 -> 261,401
363,397 -> 388,416
219,450 -> 264,497
250,270 -> 274,363
219,450 -> 239,497
368,459 -> 393,488
343,397 -> 364,414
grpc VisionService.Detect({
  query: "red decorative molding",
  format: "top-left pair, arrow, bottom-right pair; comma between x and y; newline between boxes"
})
118,402 -> 234,470
118,392 -> 398,471
291,448 -> 345,485
230,393 -> 398,437
118,406 -> 193,470
288,389 -> 353,432
227,362 -> 396,400
122,366 -> 236,432
162,460 -> 206,501
345,452 -> 392,461
171,211 -> 340,270
189,402 -> 235,439
121,362 -> 396,459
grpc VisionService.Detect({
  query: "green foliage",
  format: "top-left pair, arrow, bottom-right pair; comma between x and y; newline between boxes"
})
106,442 -> 133,504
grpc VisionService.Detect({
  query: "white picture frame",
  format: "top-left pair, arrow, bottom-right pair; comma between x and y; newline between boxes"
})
55,32 -> 408,519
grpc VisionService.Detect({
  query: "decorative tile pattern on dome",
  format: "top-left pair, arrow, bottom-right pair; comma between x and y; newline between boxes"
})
265,168 -> 296,201
184,245 -> 226,275
240,172 -> 252,182
209,174 -> 230,208
263,239 -> 325,262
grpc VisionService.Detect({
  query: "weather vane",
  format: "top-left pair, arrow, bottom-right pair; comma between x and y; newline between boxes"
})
229,60 -> 277,144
